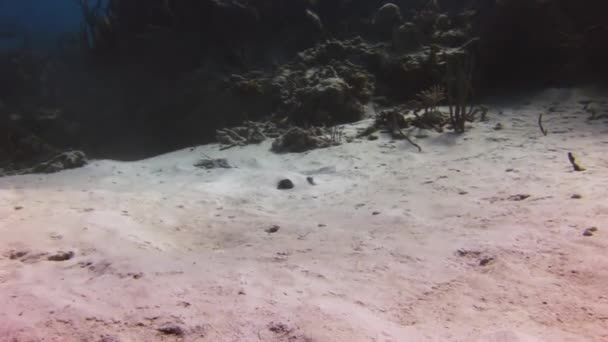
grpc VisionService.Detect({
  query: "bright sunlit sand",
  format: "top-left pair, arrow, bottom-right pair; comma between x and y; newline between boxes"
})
1,88 -> 607,341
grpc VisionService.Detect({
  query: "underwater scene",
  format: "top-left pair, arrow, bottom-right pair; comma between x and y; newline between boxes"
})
0,0 -> 607,340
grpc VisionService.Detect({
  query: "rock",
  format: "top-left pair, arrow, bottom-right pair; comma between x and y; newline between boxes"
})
432,29 -> 469,48
177,301 -> 191,308
412,5 -> 439,36
216,121 -> 268,147
579,99 -> 593,105
294,76 -> 366,124
277,179 -> 294,190
158,325 -> 184,336
47,251 -> 74,262
493,123 -> 504,130
508,194 -> 530,201
306,176 -> 316,185
265,225 -> 280,233
435,14 -> 451,31
456,249 -> 481,258
99,335 -> 120,342
372,3 -> 403,38
583,227 -> 598,236
30,150 -> 87,174
9,250 -> 28,260
272,40 -> 375,125
479,257 -> 494,266
393,23 -> 424,53
571,194 -> 583,199
230,77 -> 266,97
271,127 -> 333,153
268,322 -> 292,334
194,158 -> 232,169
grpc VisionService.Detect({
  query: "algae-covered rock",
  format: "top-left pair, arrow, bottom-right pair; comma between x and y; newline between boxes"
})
216,121 -> 269,147
294,76 -> 364,124
432,29 -> 469,48
272,43 -> 375,125
435,14 -> 451,31
393,23 -> 424,53
30,150 -> 87,174
271,127 -> 334,153
372,3 -> 403,38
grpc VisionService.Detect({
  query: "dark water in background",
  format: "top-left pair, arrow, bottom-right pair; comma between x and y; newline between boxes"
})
0,0 -> 605,164
0,0 -> 82,51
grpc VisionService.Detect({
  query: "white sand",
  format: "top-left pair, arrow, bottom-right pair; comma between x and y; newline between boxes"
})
1,87 -> 607,341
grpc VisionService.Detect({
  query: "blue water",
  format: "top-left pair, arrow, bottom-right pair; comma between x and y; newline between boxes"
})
0,0 -> 83,51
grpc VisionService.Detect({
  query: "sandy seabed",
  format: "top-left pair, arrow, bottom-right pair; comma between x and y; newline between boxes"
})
1,88 -> 607,341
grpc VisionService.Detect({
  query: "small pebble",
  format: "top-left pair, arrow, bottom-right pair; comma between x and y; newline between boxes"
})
571,194 -> 582,199
157,325 -> 184,336
583,227 -> 598,236
265,225 -> 280,233
48,251 -> 74,262
508,194 -> 530,201
479,257 -> 495,266
9,251 -> 28,260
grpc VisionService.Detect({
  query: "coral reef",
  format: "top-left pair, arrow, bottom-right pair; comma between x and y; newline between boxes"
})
0,0 -> 606,165
275,66 -> 372,125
